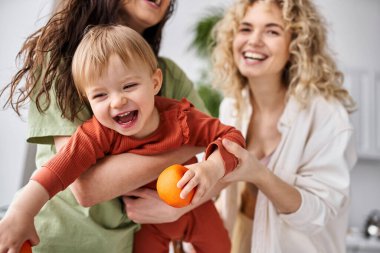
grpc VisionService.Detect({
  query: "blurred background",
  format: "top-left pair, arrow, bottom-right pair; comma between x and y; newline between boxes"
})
0,0 -> 379,252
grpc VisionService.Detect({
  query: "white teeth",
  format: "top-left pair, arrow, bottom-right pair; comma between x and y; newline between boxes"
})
118,112 -> 131,117
244,52 -> 266,60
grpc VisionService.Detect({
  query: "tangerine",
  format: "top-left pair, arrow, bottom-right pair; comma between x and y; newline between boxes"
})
157,164 -> 195,208
20,241 -> 32,253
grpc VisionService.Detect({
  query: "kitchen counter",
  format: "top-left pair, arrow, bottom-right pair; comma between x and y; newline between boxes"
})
347,233 -> 380,253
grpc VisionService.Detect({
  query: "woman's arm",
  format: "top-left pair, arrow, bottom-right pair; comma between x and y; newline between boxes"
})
55,136 -> 203,206
123,180 -> 228,224
221,139 -> 302,214
122,149 -> 229,224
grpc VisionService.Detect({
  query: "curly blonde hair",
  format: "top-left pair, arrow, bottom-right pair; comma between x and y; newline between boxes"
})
212,0 -> 356,115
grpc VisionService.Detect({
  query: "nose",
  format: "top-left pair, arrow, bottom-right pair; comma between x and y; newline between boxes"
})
111,94 -> 128,108
248,31 -> 264,47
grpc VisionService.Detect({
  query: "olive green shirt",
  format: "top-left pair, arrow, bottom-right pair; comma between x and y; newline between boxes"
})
27,57 -> 207,253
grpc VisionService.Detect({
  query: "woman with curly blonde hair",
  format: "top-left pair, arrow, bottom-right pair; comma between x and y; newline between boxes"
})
213,0 -> 357,252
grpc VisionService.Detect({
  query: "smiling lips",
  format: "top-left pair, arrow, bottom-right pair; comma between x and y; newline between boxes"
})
113,111 -> 138,125
243,51 -> 267,62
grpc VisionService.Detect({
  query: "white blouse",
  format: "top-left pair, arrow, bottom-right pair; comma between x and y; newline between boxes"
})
216,89 -> 357,253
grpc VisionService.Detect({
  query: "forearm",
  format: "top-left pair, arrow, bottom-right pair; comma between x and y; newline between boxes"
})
71,146 -> 202,206
254,166 -> 301,214
7,181 -> 49,218
71,153 -> 168,206
126,180 -> 228,224
220,139 -> 301,214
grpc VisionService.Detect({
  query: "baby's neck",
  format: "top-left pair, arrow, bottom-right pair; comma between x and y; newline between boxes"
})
132,106 -> 160,139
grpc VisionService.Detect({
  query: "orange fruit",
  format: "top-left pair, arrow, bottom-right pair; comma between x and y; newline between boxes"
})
157,164 -> 195,208
20,241 -> 32,253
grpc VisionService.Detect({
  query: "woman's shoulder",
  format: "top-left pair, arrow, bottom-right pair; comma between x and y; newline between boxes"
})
157,56 -> 208,113
158,56 -> 192,84
158,57 -> 183,77
310,95 -> 351,124
158,56 -> 175,66
290,94 -> 353,133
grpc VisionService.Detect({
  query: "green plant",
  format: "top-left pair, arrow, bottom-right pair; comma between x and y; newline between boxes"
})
189,7 -> 224,117
190,8 -> 224,60
198,84 -> 223,118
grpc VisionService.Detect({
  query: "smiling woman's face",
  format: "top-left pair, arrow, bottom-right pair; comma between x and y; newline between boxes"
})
120,0 -> 171,34
233,1 -> 291,80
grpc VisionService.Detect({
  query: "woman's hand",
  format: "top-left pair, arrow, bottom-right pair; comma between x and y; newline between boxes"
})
220,139 -> 263,184
122,188 -> 187,224
123,180 -> 228,225
221,139 -> 302,214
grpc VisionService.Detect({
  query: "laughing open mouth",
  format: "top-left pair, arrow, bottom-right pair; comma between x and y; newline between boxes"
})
148,0 -> 161,6
113,111 -> 138,125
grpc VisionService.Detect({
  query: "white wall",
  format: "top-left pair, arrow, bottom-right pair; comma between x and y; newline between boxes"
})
160,0 -> 231,83
314,0 -> 380,72
0,0 -> 53,207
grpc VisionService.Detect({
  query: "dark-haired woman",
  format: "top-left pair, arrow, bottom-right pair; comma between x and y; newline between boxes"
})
2,1 -> 207,252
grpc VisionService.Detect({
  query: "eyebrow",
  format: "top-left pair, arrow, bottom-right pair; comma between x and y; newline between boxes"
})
240,22 -> 285,30
267,23 -> 284,30
85,87 -> 103,94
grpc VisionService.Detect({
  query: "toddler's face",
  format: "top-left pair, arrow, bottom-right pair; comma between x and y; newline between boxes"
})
84,54 -> 162,138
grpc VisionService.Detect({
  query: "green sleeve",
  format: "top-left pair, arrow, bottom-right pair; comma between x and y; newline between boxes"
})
27,87 -> 91,167
158,57 -> 209,114
27,94 -> 91,144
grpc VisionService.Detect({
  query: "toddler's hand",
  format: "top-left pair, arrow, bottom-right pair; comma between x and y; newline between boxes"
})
0,209 -> 39,253
177,158 -> 224,205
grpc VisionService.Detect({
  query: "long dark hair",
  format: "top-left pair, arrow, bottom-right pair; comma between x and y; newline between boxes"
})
1,0 -> 176,121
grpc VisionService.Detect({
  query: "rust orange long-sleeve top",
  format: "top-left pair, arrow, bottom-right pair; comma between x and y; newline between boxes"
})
31,97 -> 246,198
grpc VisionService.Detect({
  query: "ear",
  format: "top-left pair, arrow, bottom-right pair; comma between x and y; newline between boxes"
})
152,68 -> 163,95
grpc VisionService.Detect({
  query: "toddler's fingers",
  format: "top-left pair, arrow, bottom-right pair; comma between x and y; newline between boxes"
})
190,191 -> 201,205
177,170 -> 194,189
29,236 -> 40,247
190,186 -> 205,205
179,177 -> 198,199
30,230 -> 40,246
